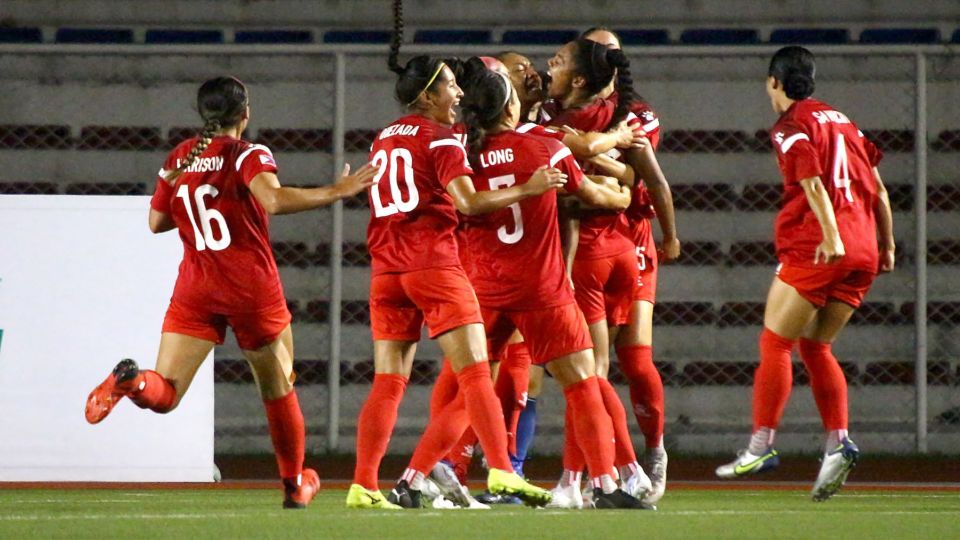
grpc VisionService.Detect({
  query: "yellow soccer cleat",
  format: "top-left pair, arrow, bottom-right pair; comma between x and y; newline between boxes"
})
487,468 -> 552,507
345,483 -> 403,509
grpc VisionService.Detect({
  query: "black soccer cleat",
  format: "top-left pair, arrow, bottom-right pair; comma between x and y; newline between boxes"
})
386,480 -> 423,509
593,488 -> 656,510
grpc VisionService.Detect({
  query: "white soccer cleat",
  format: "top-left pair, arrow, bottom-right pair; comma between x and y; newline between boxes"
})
544,482 -> 584,509
643,448 -> 668,504
429,461 -> 473,508
812,438 -> 859,502
715,447 -> 780,479
459,485 -> 491,509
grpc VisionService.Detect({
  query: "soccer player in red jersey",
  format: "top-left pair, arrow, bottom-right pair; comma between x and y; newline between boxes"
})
716,47 -> 895,502
347,1 -> 554,509
84,76 -> 377,509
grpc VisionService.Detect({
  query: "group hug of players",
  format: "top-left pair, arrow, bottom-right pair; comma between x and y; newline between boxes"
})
83,0 -> 895,512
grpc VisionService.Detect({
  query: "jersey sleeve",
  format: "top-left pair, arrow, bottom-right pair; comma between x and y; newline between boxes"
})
858,129 -> 884,167
428,136 -> 474,187
516,122 -> 565,141
545,140 -> 584,194
772,122 -> 822,185
150,149 -> 180,212
629,105 -> 662,150
235,144 -> 279,186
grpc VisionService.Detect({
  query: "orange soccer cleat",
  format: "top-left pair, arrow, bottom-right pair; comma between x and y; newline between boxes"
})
283,468 -> 321,509
84,359 -> 141,424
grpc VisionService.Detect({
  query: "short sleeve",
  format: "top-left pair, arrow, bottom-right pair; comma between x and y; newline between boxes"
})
428,137 -> 473,187
772,123 -> 821,185
150,178 -> 173,213
859,130 -> 884,167
546,142 -> 584,194
629,106 -> 661,150
516,123 -> 565,141
235,144 -> 279,186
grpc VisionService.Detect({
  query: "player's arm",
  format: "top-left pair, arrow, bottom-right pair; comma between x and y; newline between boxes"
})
574,175 -> 631,211
148,209 -> 175,234
872,167 -> 895,272
560,121 -> 642,160
249,164 -> 376,215
625,145 -> 680,262
798,175 -> 845,264
558,197 -> 580,284
586,153 -> 635,185
446,166 -> 566,216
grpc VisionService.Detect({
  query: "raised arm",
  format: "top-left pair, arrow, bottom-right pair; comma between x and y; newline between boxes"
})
446,166 -> 566,216
798,175 -> 845,264
560,121 -> 642,160
249,163 -> 376,215
573,175 -> 631,211
872,167 -> 895,272
625,145 -> 680,262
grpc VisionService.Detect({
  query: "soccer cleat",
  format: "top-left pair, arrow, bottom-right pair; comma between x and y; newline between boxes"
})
85,358 -> 141,424
486,468 -> 551,507
811,438 -> 859,502
282,469 -> 320,509
476,490 -> 522,505
544,482 -> 583,509
622,467 -> 653,501
458,486 -> 491,509
386,479 -> 422,509
593,488 -> 655,510
643,448 -> 668,504
715,447 -> 780,479
429,461 -> 473,508
345,484 -> 402,509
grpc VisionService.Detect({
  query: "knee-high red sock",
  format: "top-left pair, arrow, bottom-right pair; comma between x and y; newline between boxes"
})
495,343 -> 532,455
353,373 -> 408,490
128,370 -> 177,413
616,344 -> 665,448
263,390 -> 305,480
597,378 -> 638,468
564,377 -> 616,480
456,362 -> 512,472
752,328 -> 796,432
430,359 -> 459,419
408,392 -> 470,475
562,399 -> 586,473
799,339 -> 848,431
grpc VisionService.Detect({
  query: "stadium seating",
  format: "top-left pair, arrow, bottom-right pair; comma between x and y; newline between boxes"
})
413,29 -> 492,44
322,30 -> 391,43
235,30 -> 313,44
613,29 -> 671,45
55,28 -> 134,43
860,28 -> 941,44
501,29 -> 579,45
0,27 -> 42,43
145,29 -> 223,44
769,28 -> 850,44
679,28 -> 760,45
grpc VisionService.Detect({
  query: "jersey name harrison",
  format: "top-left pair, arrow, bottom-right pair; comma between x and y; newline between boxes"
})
175,156 -> 225,173
479,148 -> 515,168
379,124 -> 420,140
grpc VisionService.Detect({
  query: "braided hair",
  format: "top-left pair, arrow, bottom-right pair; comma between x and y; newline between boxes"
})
388,0 -> 447,107
769,46 -> 816,100
458,57 -> 513,169
569,38 -> 635,130
164,76 -> 247,183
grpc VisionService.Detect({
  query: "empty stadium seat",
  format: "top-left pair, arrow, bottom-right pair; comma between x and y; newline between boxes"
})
769,28 -> 850,44
0,125 -> 72,149
660,130 -> 753,153
671,183 -> 737,211
77,126 -> 163,150
64,183 -> 146,195
679,28 -> 760,45
675,241 -> 723,266
501,29 -> 578,45
0,182 -> 59,195
0,27 -> 42,43
235,30 -> 313,44
55,28 -> 134,44
737,184 -> 781,211
728,241 -> 777,266
613,29 -> 670,46
256,128 -> 332,152
413,29 -> 492,44
145,29 -> 224,44
322,30 -> 391,44
860,28 -> 941,44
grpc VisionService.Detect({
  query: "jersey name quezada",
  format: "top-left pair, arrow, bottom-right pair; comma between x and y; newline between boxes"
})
150,136 -> 285,313
771,99 -> 883,271
366,114 -> 474,275
458,131 -> 584,310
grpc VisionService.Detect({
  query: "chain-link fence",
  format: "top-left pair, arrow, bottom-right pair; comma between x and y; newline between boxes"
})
0,44 -> 955,456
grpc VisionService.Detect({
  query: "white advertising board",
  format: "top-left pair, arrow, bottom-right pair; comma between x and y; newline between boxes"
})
0,195 -> 214,481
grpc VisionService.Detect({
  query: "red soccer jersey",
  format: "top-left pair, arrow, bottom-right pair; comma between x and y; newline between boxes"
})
515,122 -> 565,141
621,98 -> 662,223
458,131 -> 585,310
540,97 -> 634,260
770,98 -> 882,271
366,114 -> 474,276
150,136 -> 284,313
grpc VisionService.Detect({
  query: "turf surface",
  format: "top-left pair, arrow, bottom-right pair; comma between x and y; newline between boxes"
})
1,487 -> 957,539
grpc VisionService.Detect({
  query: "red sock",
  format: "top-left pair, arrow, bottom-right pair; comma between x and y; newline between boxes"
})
456,362 -> 512,472
562,399 -> 586,473
752,328 -> 796,431
617,344 -> 665,448
430,359 -> 459,419
597,378 -> 638,467
799,339 -> 848,431
447,427 -> 478,484
495,343 -> 532,455
128,370 -> 177,413
263,390 -> 305,480
563,377 -> 616,479
408,392 -> 469,475
353,373 -> 408,489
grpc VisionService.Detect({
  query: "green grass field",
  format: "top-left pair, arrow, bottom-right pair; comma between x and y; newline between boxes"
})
1,487 -> 957,539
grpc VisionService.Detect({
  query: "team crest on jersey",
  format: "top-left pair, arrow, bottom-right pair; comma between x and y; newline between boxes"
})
641,111 -> 655,122
260,154 -> 276,166
774,131 -> 785,144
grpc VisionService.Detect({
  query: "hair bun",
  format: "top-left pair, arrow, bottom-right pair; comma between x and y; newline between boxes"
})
784,70 -> 815,100
605,47 -> 629,69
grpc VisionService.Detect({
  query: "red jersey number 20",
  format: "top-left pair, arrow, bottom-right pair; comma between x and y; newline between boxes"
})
176,184 -> 232,251
371,148 -> 420,217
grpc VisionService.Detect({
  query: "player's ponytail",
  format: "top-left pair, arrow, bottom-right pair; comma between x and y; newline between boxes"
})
164,76 -> 248,184
769,46 -> 816,100
387,0 -> 447,108
605,47 -> 635,128
388,0 -> 404,75
459,57 -> 512,168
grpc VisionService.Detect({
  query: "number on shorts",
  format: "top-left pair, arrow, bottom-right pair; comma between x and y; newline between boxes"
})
176,184 -> 231,251
636,245 -> 647,272
489,174 -> 524,244
371,148 -> 420,217
832,134 -> 854,203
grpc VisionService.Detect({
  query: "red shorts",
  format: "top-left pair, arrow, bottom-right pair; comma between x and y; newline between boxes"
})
572,249 -> 638,326
370,266 -> 483,341
162,297 -> 291,350
776,263 -> 876,308
482,302 -> 593,366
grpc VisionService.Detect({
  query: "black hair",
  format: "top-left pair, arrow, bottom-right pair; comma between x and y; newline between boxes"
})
388,0 -> 447,107
165,76 -> 248,183
569,38 -> 634,130
458,57 -> 512,168
769,46 -> 816,100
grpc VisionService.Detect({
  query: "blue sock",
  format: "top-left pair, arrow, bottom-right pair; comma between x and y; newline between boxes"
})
513,397 -> 538,475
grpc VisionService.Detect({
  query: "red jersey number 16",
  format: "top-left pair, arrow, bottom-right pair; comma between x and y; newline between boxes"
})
371,148 -> 421,217
176,184 -> 232,252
